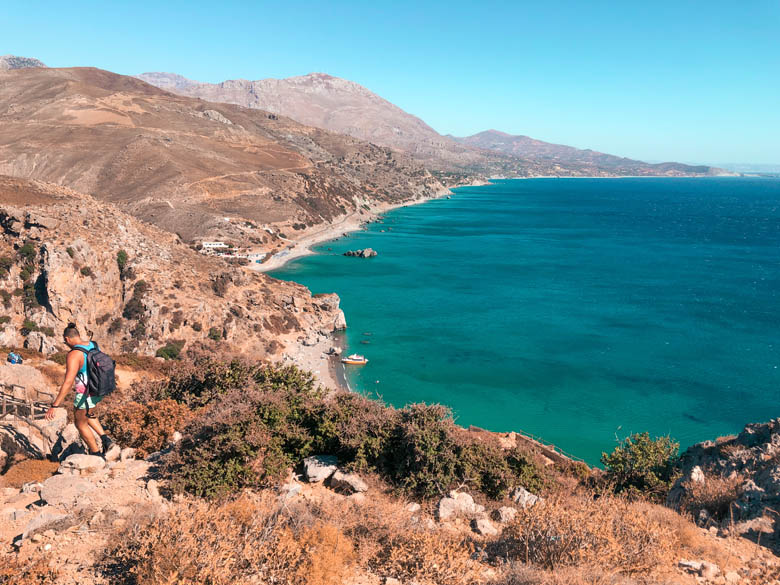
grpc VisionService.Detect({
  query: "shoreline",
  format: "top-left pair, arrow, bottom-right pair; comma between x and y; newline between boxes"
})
251,187 -> 452,274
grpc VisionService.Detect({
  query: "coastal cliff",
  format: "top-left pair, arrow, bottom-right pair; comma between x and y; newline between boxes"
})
0,176 -> 344,381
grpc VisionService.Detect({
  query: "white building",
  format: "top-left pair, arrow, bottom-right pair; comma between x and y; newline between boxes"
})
201,241 -> 228,250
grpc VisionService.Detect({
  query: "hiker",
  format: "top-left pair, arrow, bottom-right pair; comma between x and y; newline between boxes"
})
45,323 -> 115,457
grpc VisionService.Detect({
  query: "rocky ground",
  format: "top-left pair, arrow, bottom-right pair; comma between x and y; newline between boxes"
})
0,176 -> 346,390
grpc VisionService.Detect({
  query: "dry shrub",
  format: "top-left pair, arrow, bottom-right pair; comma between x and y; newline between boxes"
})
107,493 -> 355,585
493,491 -> 676,575
681,474 -> 743,522
0,458 -> 59,488
494,563 -> 639,585
0,556 -> 59,584
317,492 -> 480,585
108,491 -> 480,585
102,398 -> 194,457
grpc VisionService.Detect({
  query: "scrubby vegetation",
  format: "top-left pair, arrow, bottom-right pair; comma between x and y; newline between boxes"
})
155,340 -> 185,360
600,432 -> 679,501
111,358 -> 546,500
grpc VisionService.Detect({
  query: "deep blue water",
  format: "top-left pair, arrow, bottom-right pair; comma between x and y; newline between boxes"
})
270,178 -> 780,464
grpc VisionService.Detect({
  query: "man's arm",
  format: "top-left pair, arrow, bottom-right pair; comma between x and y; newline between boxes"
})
45,350 -> 80,420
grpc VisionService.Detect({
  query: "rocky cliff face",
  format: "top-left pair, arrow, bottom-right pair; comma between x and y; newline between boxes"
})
0,177 -> 345,363
0,55 -> 46,70
668,419 -> 780,550
0,67 -> 444,246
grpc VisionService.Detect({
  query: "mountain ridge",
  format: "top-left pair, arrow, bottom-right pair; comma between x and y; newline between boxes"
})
138,69 -> 723,178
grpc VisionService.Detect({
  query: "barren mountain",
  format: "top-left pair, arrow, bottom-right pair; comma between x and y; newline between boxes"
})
139,71 -> 721,179
0,55 -> 45,70
0,67 -> 444,246
452,130 -> 722,176
0,175 -> 345,372
137,71 -> 516,178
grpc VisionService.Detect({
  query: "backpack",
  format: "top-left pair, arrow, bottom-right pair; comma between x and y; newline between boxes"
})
75,341 -> 116,398
7,352 -> 23,365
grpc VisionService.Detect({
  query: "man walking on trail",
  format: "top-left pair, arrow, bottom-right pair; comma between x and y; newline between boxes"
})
45,323 -> 114,457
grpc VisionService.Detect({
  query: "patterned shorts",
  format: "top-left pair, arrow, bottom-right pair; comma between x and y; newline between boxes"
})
74,392 -> 104,410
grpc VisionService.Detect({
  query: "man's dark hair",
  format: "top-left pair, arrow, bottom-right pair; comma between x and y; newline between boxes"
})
63,322 -> 80,339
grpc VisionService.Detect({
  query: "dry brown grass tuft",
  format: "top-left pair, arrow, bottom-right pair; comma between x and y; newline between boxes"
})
0,458 -> 60,488
681,474 -> 743,522
107,489 -> 482,585
491,491 -> 676,575
0,556 -> 59,584
107,492 -> 356,585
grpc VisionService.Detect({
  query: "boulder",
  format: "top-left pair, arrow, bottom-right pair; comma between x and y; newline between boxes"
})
21,481 -> 43,494
0,363 -> 54,398
492,506 -> 517,524
438,491 -> 485,521
57,453 -> 106,475
343,248 -> 378,258
104,443 -> 122,462
471,516 -> 499,536
0,447 -> 6,470
700,561 -> 720,580
50,423 -> 85,461
22,510 -> 75,540
146,479 -> 161,500
120,447 -> 136,461
690,465 -> 705,484
40,474 -> 97,508
406,502 -> 421,513
511,487 -> 541,508
303,455 -> 338,483
328,470 -> 368,494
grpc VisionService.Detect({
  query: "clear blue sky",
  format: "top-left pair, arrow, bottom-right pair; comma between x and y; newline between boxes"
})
4,0 -> 779,165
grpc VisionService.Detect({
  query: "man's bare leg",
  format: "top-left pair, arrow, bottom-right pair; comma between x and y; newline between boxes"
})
87,416 -> 106,437
74,408 -> 100,453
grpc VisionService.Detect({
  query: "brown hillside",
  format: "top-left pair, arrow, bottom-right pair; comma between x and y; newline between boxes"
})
0,67 -> 444,244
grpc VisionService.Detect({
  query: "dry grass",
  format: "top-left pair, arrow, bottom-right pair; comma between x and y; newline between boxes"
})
0,556 -> 59,584
0,458 -> 60,488
490,491 -> 677,575
107,490 -> 482,585
681,474 -> 743,522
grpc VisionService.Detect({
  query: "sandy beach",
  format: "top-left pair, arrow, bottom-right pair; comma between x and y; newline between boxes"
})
250,188 -> 451,274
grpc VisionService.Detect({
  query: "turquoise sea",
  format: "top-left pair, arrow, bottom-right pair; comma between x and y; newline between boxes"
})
270,178 -> 780,464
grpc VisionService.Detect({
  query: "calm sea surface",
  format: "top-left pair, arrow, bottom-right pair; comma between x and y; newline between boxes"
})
270,178 -> 780,464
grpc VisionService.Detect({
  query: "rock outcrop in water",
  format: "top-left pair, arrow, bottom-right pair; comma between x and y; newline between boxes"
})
343,248 -> 377,258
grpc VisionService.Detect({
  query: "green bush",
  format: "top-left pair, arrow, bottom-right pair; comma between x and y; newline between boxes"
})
0,256 -> 13,277
123,297 -> 144,320
39,326 -> 55,337
600,432 -> 679,501
21,320 -> 38,335
0,316 -> 10,325
156,341 -> 185,360
207,327 -> 222,341
117,250 -> 128,272
66,247 -> 75,258
80,266 -> 93,277
0,290 -> 11,308
17,243 -> 36,262
152,359 -> 547,501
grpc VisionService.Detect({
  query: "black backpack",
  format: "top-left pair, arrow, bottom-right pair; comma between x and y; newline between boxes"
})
75,341 -> 116,398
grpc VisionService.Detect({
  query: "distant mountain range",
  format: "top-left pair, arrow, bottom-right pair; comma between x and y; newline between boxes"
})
451,130 -> 715,176
0,56 -> 726,181
137,71 -> 725,179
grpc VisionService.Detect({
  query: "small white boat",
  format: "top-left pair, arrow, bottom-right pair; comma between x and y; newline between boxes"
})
341,353 -> 368,365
